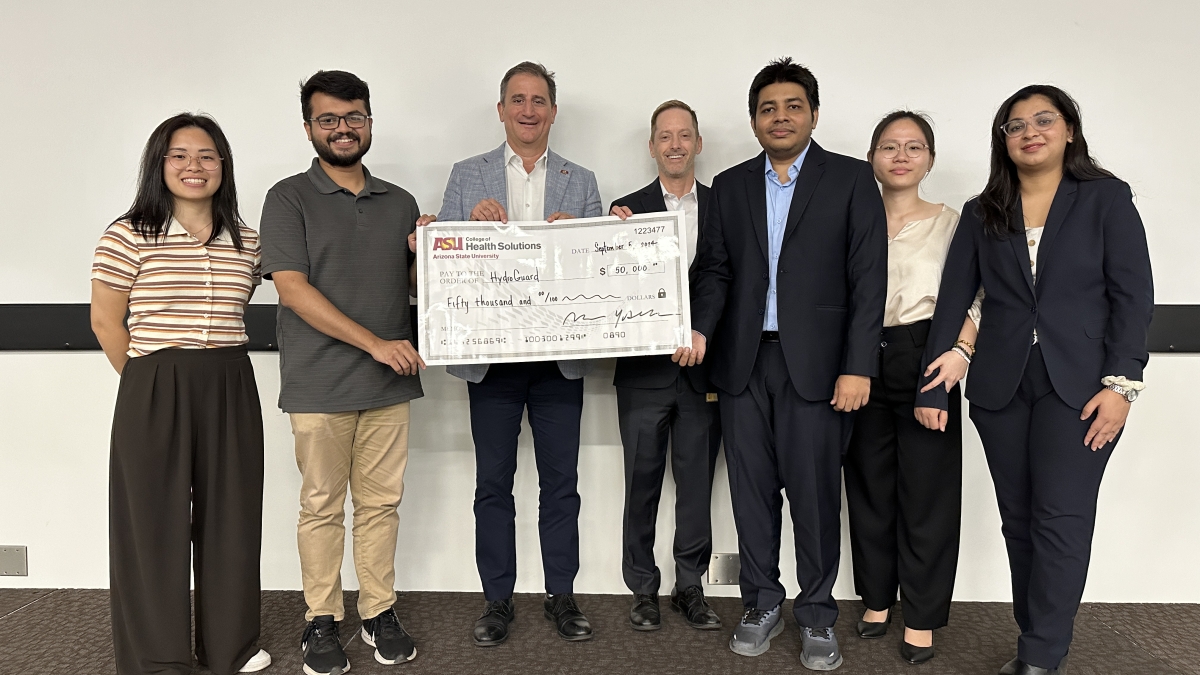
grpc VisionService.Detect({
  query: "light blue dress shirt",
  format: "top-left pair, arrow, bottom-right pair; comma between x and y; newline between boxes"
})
763,143 -> 810,330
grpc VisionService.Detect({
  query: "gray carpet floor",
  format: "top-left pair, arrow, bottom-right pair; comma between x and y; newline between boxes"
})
0,589 -> 1195,674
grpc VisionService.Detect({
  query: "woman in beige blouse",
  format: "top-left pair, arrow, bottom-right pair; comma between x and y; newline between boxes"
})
90,114 -> 269,675
844,111 -> 978,665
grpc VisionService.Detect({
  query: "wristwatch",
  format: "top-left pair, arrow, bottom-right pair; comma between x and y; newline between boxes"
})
1106,382 -> 1138,402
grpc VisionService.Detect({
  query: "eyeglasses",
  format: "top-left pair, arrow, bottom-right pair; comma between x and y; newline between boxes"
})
1000,112 -> 1063,137
164,152 -> 223,171
874,141 -> 929,159
309,113 -> 370,130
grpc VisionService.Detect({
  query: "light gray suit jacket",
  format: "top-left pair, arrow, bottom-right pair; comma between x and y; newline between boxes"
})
437,143 -> 603,383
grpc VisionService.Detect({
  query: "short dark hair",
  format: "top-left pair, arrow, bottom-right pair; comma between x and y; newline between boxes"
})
300,70 -> 371,121
114,113 -> 245,250
868,110 -> 937,163
748,57 -> 819,118
977,84 -> 1114,239
500,61 -> 557,107
650,100 -> 699,138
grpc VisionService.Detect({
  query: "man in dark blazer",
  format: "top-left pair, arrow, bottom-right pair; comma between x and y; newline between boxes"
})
609,100 -> 722,633
684,58 -> 887,669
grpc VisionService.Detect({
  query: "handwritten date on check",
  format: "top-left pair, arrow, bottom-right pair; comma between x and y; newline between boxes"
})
415,212 -> 693,366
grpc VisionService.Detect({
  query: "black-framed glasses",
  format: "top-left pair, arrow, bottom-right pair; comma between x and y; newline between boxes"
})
164,152 -> 223,171
309,113 -> 370,130
1000,112 -> 1063,137
875,141 -> 929,158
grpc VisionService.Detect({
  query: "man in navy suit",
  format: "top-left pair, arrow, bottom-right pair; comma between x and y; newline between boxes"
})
434,61 -> 603,647
609,100 -> 723,633
684,58 -> 887,670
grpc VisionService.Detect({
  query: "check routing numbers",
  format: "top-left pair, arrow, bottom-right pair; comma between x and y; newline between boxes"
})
416,212 -> 693,365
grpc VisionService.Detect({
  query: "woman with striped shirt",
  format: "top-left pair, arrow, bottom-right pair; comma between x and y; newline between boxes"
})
91,113 -> 270,675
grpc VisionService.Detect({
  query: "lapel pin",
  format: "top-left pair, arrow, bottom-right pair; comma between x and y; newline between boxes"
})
561,169 -> 569,175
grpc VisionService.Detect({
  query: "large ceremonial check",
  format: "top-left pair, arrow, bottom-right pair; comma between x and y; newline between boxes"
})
416,212 -> 692,366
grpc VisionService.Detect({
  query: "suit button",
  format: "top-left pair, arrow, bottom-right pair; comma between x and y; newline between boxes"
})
881,341 -> 888,348
759,309 -> 764,315
780,268 -> 786,274
1030,306 -> 1037,313
762,273 -> 768,280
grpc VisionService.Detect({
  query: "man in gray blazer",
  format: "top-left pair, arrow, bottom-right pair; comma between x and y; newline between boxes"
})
435,61 -> 602,647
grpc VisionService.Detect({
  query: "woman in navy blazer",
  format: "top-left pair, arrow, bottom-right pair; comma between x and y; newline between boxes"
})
916,85 -> 1153,675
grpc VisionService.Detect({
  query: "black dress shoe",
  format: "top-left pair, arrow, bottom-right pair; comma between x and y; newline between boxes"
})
900,640 -> 935,665
670,585 -> 721,629
629,593 -> 661,631
544,593 -> 593,641
473,598 -> 515,647
1000,655 -> 1068,675
856,609 -> 890,639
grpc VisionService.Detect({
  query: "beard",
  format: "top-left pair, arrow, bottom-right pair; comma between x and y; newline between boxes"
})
313,131 -> 372,167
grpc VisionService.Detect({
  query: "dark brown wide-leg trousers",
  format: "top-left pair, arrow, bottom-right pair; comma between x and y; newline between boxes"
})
109,347 -> 264,675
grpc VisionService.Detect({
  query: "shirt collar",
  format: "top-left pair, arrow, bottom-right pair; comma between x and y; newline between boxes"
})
504,143 -> 548,170
305,157 -> 388,195
764,140 -> 812,185
660,178 -> 697,201
166,217 -> 232,242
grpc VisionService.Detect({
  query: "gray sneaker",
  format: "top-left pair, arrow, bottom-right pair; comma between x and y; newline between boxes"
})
800,626 -> 843,671
728,605 -> 784,657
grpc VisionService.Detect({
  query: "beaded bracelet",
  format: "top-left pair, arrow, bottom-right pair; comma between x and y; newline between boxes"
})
954,339 -> 976,358
951,345 -> 972,364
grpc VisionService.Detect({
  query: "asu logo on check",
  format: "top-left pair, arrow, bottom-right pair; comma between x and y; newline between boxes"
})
433,237 -> 464,251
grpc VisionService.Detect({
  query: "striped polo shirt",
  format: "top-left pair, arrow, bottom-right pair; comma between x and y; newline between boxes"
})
91,219 -> 262,357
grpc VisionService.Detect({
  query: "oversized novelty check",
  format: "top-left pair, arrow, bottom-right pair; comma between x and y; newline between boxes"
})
415,212 -> 692,366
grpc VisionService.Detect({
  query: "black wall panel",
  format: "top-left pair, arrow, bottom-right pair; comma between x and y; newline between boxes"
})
0,303 -> 1192,352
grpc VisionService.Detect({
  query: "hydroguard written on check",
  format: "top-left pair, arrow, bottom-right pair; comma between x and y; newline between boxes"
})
416,212 -> 692,365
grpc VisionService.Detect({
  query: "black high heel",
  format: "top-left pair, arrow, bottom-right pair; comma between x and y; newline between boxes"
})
855,609 -> 890,639
900,639 -> 935,664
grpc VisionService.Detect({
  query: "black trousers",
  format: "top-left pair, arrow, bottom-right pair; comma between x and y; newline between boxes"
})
616,373 -> 721,595
109,347 -> 264,675
844,320 -> 962,629
719,340 -> 851,629
468,361 -> 584,600
970,345 -> 1116,669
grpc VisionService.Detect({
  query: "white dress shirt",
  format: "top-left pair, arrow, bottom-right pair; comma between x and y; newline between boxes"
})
662,180 -> 699,267
504,143 -> 547,221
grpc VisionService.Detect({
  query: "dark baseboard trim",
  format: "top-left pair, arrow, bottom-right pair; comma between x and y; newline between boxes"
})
0,303 -> 1195,352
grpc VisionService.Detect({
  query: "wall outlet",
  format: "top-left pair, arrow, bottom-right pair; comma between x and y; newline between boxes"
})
0,546 -> 28,576
707,552 -> 739,585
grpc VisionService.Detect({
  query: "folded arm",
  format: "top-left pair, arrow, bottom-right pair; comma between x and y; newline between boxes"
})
678,187 -> 730,366
90,280 -> 131,374
915,206 -> 982,412
274,271 -> 425,376
832,163 -> 888,412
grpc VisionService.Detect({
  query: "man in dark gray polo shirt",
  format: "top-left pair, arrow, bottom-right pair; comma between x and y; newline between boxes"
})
260,70 -> 426,675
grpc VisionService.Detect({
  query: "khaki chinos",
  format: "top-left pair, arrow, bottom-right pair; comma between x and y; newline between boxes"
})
291,400 -> 410,621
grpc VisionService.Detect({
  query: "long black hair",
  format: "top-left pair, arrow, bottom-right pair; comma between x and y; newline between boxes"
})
114,113 -> 245,250
977,85 -> 1114,239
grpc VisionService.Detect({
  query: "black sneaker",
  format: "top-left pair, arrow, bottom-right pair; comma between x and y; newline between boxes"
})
301,615 -> 350,675
361,607 -> 417,664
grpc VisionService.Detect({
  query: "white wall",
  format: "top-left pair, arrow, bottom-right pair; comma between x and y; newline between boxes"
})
1,353 -> 1198,602
1,0 -> 1198,601
0,0 -> 1197,303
